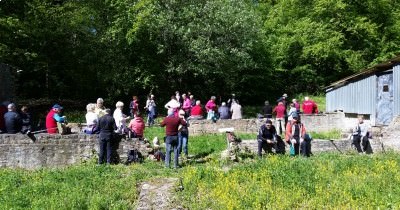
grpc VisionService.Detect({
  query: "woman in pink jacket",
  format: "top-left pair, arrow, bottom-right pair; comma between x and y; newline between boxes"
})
128,114 -> 145,138
205,96 -> 217,120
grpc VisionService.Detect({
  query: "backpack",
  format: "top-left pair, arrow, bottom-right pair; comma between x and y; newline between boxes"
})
125,149 -> 143,165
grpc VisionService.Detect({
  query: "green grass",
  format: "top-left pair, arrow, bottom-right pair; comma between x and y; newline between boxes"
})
1,126 -> 399,209
309,129 -> 342,140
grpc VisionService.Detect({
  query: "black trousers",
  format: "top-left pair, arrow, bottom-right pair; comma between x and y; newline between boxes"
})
352,135 -> 372,154
99,138 -> 112,164
258,140 -> 274,157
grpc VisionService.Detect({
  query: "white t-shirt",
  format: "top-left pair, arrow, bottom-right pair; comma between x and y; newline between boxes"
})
85,112 -> 98,126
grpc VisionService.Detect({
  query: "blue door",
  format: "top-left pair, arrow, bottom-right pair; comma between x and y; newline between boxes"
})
376,73 -> 394,125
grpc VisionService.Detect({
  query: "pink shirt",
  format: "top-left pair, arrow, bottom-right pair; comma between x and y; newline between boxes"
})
182,98 -> 191,111
205,100 -> 216,111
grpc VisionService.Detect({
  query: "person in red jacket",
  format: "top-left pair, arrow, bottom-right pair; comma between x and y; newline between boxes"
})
46,104 -> 66,134
160,109 -> 187,169
273,102 -> 286,135
285,114 -> 312,157
189,100 -> 204,120
128,113 -> 145,138
302,96 -> 319,114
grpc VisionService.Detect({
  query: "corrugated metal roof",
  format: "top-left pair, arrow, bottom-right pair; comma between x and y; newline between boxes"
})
326,55 -> 400,90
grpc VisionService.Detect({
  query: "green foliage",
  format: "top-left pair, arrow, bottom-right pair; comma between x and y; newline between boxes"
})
2,0 -> 400,104
179,152 -> 400,209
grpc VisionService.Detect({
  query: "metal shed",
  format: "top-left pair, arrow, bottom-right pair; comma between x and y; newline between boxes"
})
326,55 -> 400,126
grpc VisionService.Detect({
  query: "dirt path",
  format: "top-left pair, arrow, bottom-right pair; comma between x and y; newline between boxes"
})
136,177 -> 183,210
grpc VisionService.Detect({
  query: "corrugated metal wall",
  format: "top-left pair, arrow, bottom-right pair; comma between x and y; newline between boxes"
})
326,76 -> 377,121
394,64 -> 400,116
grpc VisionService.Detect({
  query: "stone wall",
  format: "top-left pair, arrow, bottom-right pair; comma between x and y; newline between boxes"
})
189,112 -> 352,135
240,137 -> 392,154
0,134 -> 153,169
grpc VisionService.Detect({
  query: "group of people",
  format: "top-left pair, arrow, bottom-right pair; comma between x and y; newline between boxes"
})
0,102 -> 32,134
164,92 -> 243,121
257,114 -> 312,157
1,91 -> 371,167
260,94 -> 319,135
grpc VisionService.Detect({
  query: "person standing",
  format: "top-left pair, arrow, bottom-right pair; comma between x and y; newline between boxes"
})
95,98 -> 107,118
205,96 -> 217,120
277,93 -> 289,125
145,94 -> 157,126
165,96 -> 181,116
273,102 -> 286,135
257,120 -> 278,157
181,94 -> 191,118
261,101 -> 273,118
352,115 -> 372,154
230,101 -> 242,120
177,110 -> 189,158
129,96 -> 139,118
98,109 -> 116,164
292,99 -> 300,114
287,103 -> 297,121
4,103 -> 22,134
160,109 -> 187,169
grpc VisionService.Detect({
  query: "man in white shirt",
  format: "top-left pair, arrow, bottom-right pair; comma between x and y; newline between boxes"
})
352,115 -> 372,154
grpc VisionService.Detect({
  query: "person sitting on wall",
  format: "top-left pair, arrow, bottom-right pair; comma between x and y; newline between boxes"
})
257,119 -> 278,157
4,103 -> 22,134
20,105 -> 32,134
352,115 -> 372,154
128,112 -> 145,139
83,103 -> 99,134
285,114 -> 312,157
189,100 -> 204,120
302,96 -> 319,114
218,102 -> 230,120
46,104 -> 67,134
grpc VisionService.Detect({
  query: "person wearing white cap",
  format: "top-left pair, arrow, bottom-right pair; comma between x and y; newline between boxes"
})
4,103 -> 22,134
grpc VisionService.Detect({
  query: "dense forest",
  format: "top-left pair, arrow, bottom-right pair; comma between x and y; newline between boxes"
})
1,0 -> 400,104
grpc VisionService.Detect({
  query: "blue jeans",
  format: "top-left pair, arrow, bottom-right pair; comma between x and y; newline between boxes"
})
178,133 -> 189,156
165,135 -> 179,168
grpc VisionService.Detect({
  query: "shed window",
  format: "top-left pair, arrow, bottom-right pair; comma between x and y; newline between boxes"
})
383,85 -> 389,92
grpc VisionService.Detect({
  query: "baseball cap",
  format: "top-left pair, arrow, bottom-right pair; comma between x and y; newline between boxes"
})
52,104 -> 63,109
